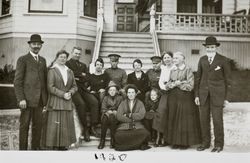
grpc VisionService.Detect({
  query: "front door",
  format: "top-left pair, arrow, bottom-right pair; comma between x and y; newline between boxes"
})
116,3 -> 136,32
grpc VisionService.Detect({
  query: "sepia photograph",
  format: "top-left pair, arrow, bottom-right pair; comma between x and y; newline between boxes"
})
0,0 -> 250,162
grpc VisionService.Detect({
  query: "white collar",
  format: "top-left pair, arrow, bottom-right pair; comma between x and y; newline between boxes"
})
30,51 -> 39,57
206,52 -> 216,59
52,63 -> 69,70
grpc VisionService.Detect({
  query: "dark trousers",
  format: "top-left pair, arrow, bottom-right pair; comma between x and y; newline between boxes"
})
100,114 -> 117,139
143,119 -> 156,140
19,105 -> 43,150
72,91 -> 88,128
199,95 -> 224,148
80,91 -> 100,125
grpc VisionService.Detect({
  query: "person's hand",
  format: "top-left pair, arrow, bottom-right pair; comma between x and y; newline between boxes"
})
19,100 -> 27,109
195,97 -> 200,106
175,80 -> 182,86
224,100 -> 229,107
64,92 -> 71,100
42,106 -> 47,113
149,109 -> 155,112
113,110 -> 117,115
107,110 -> 113,114
81,73 -> 86,76
90,90 -> 96,94
75,77 -> 79,81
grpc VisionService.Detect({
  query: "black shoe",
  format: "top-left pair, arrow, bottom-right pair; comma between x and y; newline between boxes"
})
211,147 -> 223,153
110,138 -> 115,149
179,145 -> 189,150
197,145 -> 210,151
171,145 -> 180,149
83,129 -> 91,142
140,145 -> 151,150
98,140 -> 105,149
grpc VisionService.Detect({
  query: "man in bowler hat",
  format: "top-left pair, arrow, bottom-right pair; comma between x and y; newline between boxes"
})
14,34 -> 48,150
195,36 -> 231,152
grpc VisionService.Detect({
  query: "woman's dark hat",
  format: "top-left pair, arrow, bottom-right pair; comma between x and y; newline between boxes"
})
203,36 -> 220,47
125,84 -> 139,93
106,81 -> 120,91
108,54 -> 121,62
28,34 -> 44,44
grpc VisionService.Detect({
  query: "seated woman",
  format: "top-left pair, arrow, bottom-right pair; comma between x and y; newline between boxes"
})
42,50 -> 77,150
88,58 -> 110,103
127,59 -> 149,102
98,81 -> 123,149
114,84 -> 151,151
164,52 -> 201,149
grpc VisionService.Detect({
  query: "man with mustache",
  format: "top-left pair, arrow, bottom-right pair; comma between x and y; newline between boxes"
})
14,34 -> 48,150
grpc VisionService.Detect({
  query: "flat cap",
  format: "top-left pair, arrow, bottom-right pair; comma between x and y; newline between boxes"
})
150,56 -> 162,63
108,53 -> 121,62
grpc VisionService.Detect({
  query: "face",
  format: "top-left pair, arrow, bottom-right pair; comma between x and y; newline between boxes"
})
56,53 -> 68,65
110,60 -> 118,68
150,90 -> 158,101
152,62 -> 161,71
29,42 -> 42,54
95,61 -> 103,72
206,45 -> 217,55
127,88 -> 136,100
133,62 -> 142,72
173,54 -> 184,66
162,53 -> 172,65
108,87 -> 117,97
71,48 -> 82,60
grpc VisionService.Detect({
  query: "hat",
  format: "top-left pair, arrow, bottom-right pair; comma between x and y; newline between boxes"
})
106,81 -> 120,92
203,36 -> 220,47
28,34 -> 44,44
150,56 -> 162,63
125,84 -> 139,94
108,54 -> 121,62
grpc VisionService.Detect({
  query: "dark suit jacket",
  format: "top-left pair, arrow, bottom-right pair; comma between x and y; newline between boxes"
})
14,53 -> 48,107
127,71 -> 150,95
195,53 -> 231,106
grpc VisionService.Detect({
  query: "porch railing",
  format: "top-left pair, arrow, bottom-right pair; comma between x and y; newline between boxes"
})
89,0 -> 104,74
155,13 -> 250,34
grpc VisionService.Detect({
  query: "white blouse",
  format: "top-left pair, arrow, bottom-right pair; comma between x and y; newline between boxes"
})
53,63 -> 69,86
159,64 -> 176,90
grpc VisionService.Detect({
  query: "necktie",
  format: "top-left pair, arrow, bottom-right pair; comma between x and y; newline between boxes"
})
208,57 -> 212,64
34,56 -> 38,62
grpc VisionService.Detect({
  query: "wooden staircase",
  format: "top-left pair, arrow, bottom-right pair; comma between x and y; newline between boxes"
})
99,32 -> 155,74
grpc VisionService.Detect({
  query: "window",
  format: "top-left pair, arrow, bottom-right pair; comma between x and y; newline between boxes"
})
202,0 -> 222,14
1,0 -> 11,16
28,0 -> 64,13
84,0 -> 97,18
177,0 -> 197,13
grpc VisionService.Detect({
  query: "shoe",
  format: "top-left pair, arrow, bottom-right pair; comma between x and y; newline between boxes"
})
211,147 -> 223,153
179,145 -> 189,150
91,126 -> 99,137
110,138 -> 115,149
98,140 -> 105,149
140,145 -> 151,150
171,145 -> 180,149
83,128 -> 91,142
197,145 -> 210,151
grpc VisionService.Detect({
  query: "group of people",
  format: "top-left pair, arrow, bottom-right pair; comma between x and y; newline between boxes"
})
14,34 -> 231,152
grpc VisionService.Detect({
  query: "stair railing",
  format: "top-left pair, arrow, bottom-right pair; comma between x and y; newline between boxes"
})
150,3 -> 161,57
89,0 -> 104,74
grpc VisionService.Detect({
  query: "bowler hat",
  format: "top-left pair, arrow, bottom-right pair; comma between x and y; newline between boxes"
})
28,34 -> 44,44
203,36 -> 220,47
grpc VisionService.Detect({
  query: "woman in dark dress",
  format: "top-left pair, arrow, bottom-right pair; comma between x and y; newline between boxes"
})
127,59 -> 149,102
164,52 -> 201,149
43,50 -> 77,150
114,84 -> 151,151
88,58 -> 110,103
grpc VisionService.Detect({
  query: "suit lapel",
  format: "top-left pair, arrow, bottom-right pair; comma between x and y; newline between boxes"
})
54,67 -> 64,85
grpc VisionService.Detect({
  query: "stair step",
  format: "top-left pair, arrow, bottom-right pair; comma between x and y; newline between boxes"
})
102,57 -> 152,63
101,42 -> 153,48
102,37 -> 153,43
100,47 -> 154,53
103,32 -> 151,38
103,63 -> 152,71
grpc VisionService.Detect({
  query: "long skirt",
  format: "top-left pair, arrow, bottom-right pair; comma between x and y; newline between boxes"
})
43,110 -> 76,148
152,93 -> 168,133
114,128 -> 150,151
164,88 -> 201,146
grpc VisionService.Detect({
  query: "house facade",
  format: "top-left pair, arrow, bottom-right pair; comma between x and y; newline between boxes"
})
0,0 -> 250,71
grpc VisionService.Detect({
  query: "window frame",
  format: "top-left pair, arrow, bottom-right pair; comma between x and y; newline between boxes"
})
0,0 -> 11,17
28,0 -> 64,14
82,0 -> 97,19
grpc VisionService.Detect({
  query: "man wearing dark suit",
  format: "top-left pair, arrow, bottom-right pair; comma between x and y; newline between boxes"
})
195,36 -> 231,153
66,47 -> 99,138
14,34 -> 48,150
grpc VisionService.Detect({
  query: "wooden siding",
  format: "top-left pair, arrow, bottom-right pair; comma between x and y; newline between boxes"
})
103,0 -> 115,32
162,0 -> 177,13
0,16 -> 12,35
159,35 -> 250,71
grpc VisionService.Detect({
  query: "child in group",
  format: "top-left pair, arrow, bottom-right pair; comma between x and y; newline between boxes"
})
98,81 -> 123,149
143,88 -> 161,146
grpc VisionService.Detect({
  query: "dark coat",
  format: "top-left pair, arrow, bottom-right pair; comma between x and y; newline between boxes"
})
116,99 -> 146,130
195,53 -> 231,106
14,53 -> 48,107
47,67 -> 77,111
144,99 -> 159,119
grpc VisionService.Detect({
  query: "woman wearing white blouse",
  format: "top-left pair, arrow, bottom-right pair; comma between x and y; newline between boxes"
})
152,51 -> 175,146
